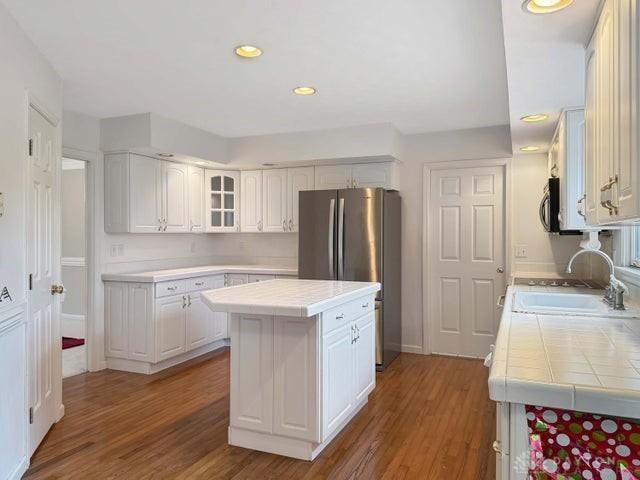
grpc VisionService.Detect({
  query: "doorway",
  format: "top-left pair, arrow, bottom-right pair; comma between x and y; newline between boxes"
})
424,162 -> 507,358
60,158 -> 88,377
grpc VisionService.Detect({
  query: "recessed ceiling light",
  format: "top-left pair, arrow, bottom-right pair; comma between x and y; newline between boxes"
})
520,146 -> 541,152
235,45 -> 262,58
521,113 -> 549,123
293,86 -> 316,96
158,153 -> 174,158
522,0 -> 573,14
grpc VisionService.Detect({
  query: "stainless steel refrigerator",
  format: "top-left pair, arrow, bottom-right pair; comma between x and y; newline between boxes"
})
298,187 -> 401,370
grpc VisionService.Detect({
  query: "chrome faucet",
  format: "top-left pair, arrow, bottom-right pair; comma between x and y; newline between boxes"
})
566,248 -> 628,310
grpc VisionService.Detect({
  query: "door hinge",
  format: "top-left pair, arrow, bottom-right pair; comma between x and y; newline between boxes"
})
29,407 -> 33,424
28,138 -> 33,157
29,274 -> 33,291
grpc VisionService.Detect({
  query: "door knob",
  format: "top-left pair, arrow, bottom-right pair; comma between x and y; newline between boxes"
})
50,285 -> 65,295
496,266 -> 504,274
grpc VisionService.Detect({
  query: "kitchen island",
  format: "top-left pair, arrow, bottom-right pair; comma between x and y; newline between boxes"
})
201,279 -> 380,460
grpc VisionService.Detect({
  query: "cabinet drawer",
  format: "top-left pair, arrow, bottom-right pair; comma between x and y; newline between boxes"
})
155,280 -> 187,298
185,275 -> 224,292
248,274 -> 276,283
322,295 -> 373,335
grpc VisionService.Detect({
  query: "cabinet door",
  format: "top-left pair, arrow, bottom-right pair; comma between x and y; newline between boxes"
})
156,295 -> 186,361
188,166 -> 205,233
287,167 -> 315,232
105,282 -> 129,359
322,323 -> 355,438
262,169 -> 288,232
563,109 -> 587,230
352,163 -> 397,189
227,273 -> 248,286
186,294 -> 211,351
241,170 -> 263,232
163,162 -> 189,232
129,154 -> 162,233
248,274 -> 276,283
209,275 -> 228,341
614,0 -> 638,219
206,170 -> 240,232
128,283 -> 153,361
585,35 -> 600,225
353,312 -> 375,403
315,165 -> 352,189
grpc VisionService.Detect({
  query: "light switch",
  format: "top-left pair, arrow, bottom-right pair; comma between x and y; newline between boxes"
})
515,245 -> 528,258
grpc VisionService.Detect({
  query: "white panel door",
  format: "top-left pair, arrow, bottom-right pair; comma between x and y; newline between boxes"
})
353,312 -> 375,403
322,322 -> 355,438
186,293 -> 211,351
262,169 -> 288,232
428,166 -> 505,358
188,166 -> 205,232
27,105 -> 60,455
156,295 -> 186,361
129,154 -> 162,233
287,167 -> 315,232
241,170 -> 262,232
315,165 -> 352,189
163,162 -> 189,233
273,316 -> 319,442
229,313 -> 274,433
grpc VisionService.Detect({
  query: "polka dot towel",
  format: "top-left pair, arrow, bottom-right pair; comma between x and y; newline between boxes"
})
526,405 -> 640,479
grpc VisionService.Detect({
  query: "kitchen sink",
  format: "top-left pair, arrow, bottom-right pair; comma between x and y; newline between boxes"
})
512,291 -> 639,317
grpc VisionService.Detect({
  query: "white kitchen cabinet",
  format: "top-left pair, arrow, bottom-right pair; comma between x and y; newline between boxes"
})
188,166 -> 205,233
206,170 -> 240,232
227,273 -> 248,286
549,108 -> 586,230
105,152 -> 200,233
156,294 -> 187,361
585,0 -> 640,224
248,274 -> 275,283
262,169 -> 288,232
287,167 -> 314,232
209,275 -> 228,342
353,312 -> 375,403
0,307 -> 28,480
322,322 -> 355,435
241,170 -> 263,232
186,293 -> 211,351
491,402 -> 530,480
315,162 -> 399,190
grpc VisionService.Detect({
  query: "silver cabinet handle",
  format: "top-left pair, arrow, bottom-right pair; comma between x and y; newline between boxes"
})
336,313 -> 345,320
362,302 -> 369,308
577,194 -> 587,219
182,295 -> 187,308
258,220 -> 263,231
158,219 -> 162,232
187,295 -> 192,307
195,282 -> 204,287
167,286 -> 177,291
351,325 -> 355,344
338,198 -> 345,279
328,198 -> 336,278
289,219 -> 293,231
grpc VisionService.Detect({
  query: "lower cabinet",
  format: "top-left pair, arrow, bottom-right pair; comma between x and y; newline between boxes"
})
494,402 -> 530,480
105,275 -> 229,373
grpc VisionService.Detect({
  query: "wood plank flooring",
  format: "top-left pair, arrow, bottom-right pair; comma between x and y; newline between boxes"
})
25,351 -> 496,479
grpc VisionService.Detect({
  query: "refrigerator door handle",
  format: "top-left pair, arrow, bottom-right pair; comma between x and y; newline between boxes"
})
328,198 -> 336,278
338,197 -> 345,280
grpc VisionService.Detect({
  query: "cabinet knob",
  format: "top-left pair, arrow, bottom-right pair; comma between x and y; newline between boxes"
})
50,284 -> 65,295
336,313 -> 345,320
496,266 -> 504,274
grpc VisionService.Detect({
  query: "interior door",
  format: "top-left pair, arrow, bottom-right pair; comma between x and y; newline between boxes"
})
298,190 -> 338,280
27,105 -> 60,454
129,154 -> 162,233
338,188 -> 383,286
262,169 -> 288,232
428,165 -> 505,358
163,162 -> 189,232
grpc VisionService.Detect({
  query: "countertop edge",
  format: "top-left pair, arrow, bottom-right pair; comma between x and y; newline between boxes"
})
101,265 -> 298,283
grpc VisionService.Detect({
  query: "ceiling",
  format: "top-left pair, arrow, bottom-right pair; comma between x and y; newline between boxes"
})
2,0 -> 510,138
501,0 -> 602,154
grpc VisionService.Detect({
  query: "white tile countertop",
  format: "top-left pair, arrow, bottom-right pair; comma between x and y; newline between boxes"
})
489,284 -> 640,419
201,279 -> 380,317
101,265 -> 298,283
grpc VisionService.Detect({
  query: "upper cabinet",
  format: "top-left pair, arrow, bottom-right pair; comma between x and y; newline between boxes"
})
188,166 -> 205,233
105,152 -> 196,233
262,169 -> 288,232
287,167 -> 314,232
550,108 -> 586,231
315,162 -> 399,190
585,0 -> 639,225
206,170 -> 240,232
241,170 -> 263,232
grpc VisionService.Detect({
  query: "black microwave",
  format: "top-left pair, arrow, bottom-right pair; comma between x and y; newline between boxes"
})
539,178 -> 581,235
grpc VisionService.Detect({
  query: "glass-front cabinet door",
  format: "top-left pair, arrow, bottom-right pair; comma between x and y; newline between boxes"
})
206,170 -> 240,232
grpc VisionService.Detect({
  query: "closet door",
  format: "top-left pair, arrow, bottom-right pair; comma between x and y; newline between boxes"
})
241,170 -> 263,232
163,162 -> 189,233
129,154 -> 162,233
262,169 -> 288,232
188,166 -> 205,232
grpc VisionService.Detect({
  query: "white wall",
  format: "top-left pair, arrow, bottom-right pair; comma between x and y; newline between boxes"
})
0,3 -> 62,314
510,154 -> 584,276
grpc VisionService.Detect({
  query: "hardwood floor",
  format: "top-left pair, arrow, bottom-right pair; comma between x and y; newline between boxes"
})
25,351 -> 496,479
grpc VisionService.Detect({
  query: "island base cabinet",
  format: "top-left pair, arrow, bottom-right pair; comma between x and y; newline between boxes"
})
227,295 -> 376,461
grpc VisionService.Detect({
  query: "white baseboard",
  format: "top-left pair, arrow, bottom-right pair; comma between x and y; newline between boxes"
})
106,339 -> 228,375
61,313 -> 85,338
8,456 -> 29,480
401,344 -> 425,354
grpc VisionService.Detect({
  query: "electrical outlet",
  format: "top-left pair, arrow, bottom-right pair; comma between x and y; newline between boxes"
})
515,245 -> 528,258
110,244 -> 119,257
